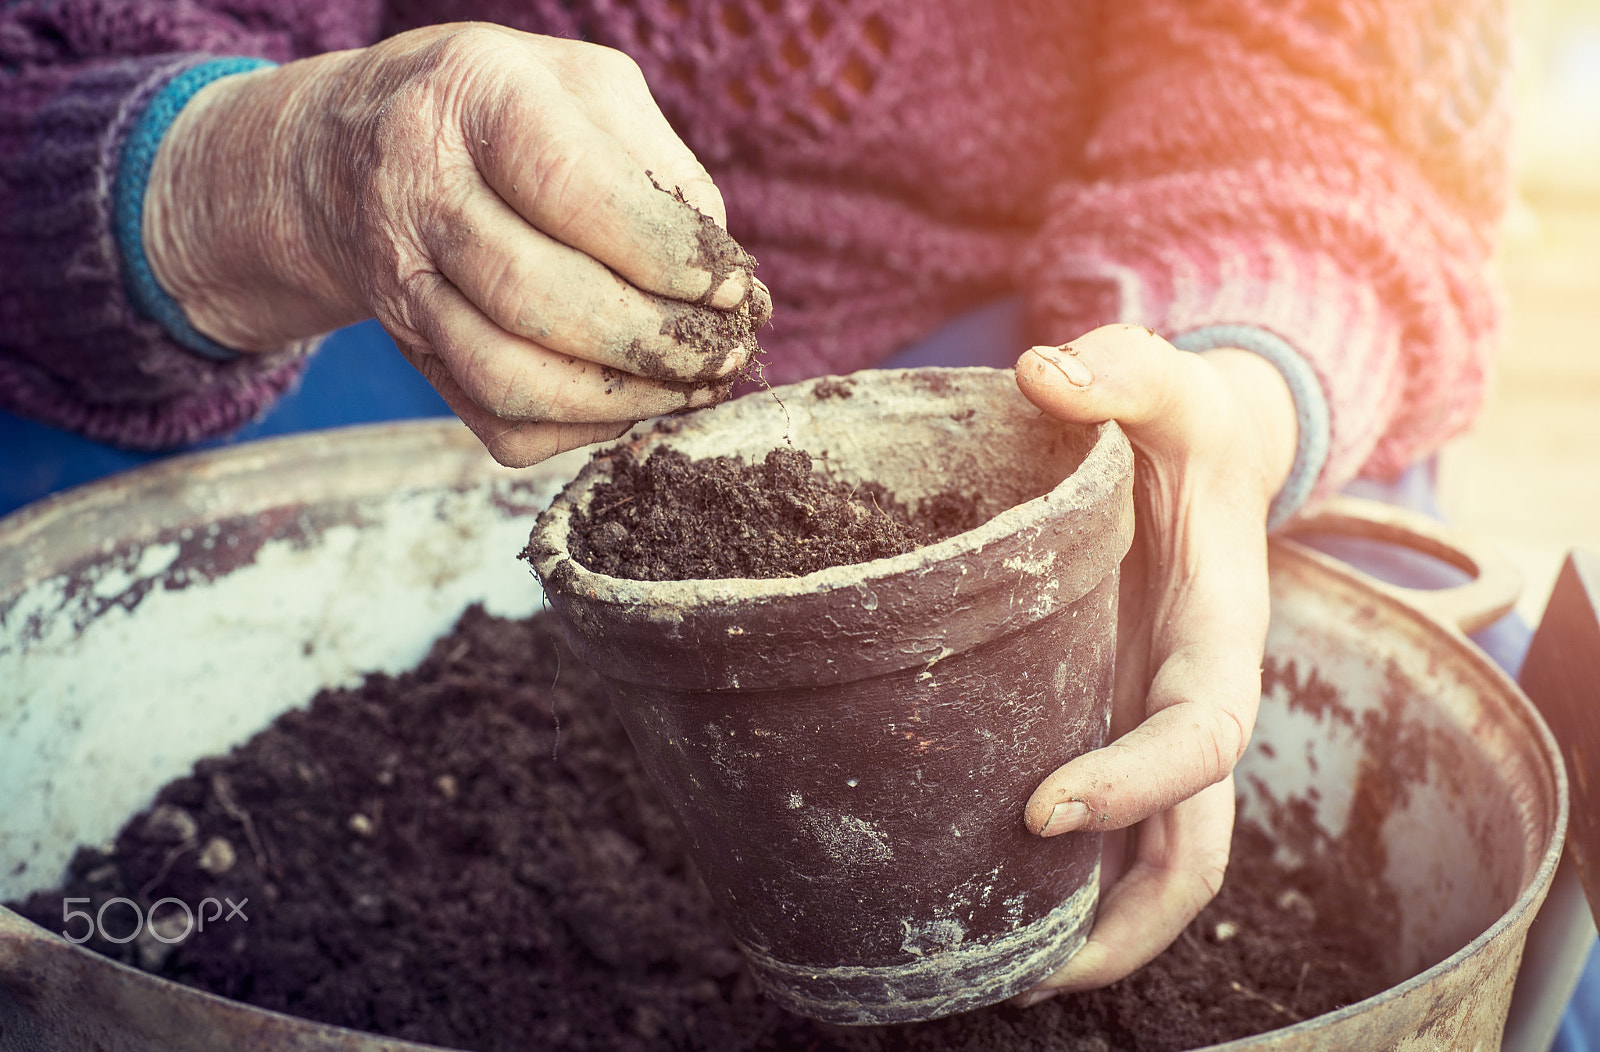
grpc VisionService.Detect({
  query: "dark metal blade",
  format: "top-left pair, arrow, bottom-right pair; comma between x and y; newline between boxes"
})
1520,550 -> 1600,925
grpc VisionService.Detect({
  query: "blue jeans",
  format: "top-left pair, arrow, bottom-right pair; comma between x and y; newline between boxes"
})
0,319 -> 451,519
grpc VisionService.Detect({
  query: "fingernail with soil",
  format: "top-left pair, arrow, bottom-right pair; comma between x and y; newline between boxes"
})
750,278 -> 773,328
1029,345 -> 1093,388
714,345 -> 748,377
710,271 -> 751,311
688,383 -> 728,408
1041,799 -> 1090,836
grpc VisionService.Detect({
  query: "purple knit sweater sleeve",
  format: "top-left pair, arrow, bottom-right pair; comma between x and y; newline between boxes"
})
0,0 -> 381,449
1026,0 -> 1511,507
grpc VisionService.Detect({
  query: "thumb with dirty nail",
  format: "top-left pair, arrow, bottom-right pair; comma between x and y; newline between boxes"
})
1038,799 -> 1091,836
1024,344 -> 1094,388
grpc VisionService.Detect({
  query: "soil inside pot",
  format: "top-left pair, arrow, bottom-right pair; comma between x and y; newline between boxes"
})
9,607 -> 1393,1052
563,446 -> 987,581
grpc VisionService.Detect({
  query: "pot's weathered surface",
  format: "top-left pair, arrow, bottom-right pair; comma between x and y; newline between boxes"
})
525,368 -> 1136,1023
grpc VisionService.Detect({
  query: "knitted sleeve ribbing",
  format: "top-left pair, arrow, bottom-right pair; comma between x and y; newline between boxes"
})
1025,0 -> 1511,520
0,0 -> 382,450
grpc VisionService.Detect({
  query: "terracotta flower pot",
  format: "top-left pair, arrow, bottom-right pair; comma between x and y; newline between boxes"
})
523,367 -> 1135,1023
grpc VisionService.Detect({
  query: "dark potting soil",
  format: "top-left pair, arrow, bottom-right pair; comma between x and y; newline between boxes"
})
565,446 -> 988,581
8,607 -> 1394,1052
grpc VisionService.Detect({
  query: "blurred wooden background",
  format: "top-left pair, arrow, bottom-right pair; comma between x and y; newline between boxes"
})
1436,0 -> 1600,622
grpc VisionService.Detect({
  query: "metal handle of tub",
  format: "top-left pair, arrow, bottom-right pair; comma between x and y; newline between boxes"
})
1278,495 -> 1524,636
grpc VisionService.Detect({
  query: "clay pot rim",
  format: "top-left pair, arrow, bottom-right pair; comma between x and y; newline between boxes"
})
529,370 -> 1130,605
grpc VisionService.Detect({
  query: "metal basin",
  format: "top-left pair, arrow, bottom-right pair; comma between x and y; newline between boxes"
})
0,414 -> 1567,1051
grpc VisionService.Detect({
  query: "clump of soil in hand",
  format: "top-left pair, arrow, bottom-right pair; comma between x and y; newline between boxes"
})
644,176 -> 772,387
9,607 -> 1394,1052
653,283 -> 772,389
562,446 -> 988,581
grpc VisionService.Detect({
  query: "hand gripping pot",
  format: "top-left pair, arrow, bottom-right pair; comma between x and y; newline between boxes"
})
522,368 -> 1135,1024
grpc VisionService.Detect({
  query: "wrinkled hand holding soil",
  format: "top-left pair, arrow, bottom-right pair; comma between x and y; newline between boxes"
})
561,446 -> 987,581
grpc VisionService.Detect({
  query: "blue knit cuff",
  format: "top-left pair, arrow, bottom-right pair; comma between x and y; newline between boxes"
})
113,57 -> 278,363
1170,324 -> 1331,531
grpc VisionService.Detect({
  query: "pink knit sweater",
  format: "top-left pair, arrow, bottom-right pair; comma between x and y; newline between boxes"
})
0,0 -> 1512,504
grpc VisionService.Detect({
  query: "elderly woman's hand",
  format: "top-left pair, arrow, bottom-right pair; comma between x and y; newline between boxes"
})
144,23 -> 766,465
1010,324 -> 1299,998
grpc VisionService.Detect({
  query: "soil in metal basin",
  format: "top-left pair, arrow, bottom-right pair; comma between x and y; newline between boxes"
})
562,446 -> 987,580
8,607 -> 1393,1052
